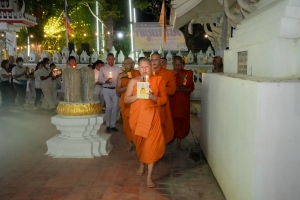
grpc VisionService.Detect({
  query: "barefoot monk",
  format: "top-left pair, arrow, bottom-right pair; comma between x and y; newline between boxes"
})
169,56 -> 195,150
116,57 -> 140,151
124,58 -> 166,188
150,53 -> 176,143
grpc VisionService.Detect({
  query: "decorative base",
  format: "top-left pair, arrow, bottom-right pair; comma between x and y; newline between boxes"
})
45,114 -> 113,158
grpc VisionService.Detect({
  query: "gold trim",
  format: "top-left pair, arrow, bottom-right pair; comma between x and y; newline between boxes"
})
57,102 -> 102,116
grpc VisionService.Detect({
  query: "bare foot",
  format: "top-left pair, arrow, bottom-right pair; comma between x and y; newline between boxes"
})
126,141 -> 133,152
147,177 -> 155,188
137,163 -> 144,175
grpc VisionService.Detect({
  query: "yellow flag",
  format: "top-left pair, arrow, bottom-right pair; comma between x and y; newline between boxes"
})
159,0 -> 166,44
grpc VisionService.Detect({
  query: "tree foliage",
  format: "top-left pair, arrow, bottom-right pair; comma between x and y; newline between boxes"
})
18,0 -> 124,54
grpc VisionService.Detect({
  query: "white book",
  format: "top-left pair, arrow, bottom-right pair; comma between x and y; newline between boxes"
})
137,82 -> 150,99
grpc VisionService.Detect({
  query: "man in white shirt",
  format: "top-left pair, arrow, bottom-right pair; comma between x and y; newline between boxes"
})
12,57 -> 29,110
98,53 -> 121,132
93,60 -> 105,107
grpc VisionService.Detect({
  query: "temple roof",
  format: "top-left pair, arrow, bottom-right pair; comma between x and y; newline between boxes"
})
170,0 -> 238,29
0,0 -> 37,27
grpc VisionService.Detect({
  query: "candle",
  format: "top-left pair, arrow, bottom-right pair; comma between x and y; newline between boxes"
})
145,75 -> 149,83
108,72 -> 112,79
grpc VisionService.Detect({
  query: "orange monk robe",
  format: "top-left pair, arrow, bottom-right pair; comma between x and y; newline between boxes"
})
155,68 -> 176,143
169,69 -> 194,139
120,69 -> 140,141
129,76 -> 167,164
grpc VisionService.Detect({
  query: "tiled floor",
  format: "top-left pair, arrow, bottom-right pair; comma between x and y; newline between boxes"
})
0,103 -> 225,200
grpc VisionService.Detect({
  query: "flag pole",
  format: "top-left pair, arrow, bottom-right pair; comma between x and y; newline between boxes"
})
65,0 -> 69,47
161,0 -> 164,51
159,0 -> 166,52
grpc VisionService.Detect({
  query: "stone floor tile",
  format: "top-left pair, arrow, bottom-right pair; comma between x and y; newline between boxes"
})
138,193 -> 156,200
101,192 -> 121,200
155,194 -> 173,200
0,101 -> 225,200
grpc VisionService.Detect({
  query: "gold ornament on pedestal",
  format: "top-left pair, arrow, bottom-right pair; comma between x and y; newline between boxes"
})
58,66 -> 102,116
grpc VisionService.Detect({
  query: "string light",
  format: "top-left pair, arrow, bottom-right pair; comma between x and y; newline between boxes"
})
44,13 -> 65,37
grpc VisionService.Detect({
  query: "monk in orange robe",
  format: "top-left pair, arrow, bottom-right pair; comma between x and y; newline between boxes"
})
125,58 -> 167,188
151,53 -> 176,143
169,56 -> 195,150
116,57 -> 140,151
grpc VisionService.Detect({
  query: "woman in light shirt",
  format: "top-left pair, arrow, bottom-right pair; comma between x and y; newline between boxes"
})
0,60 -> 12,108
40,59 -> 56,111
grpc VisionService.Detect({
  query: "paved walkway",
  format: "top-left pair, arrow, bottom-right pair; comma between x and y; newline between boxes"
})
0,103 -> 225,200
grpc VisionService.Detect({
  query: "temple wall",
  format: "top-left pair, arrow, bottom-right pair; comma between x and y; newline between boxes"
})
201,74 -> 257,200
201,73 -> 300,199
224,0 -> 300,78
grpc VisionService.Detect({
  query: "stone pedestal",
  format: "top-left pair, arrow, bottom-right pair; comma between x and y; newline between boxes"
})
45,114 -> 113,158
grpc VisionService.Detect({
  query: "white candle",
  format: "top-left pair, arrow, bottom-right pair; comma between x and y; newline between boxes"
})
145,75 -> 149,82
108,72 -> 112,79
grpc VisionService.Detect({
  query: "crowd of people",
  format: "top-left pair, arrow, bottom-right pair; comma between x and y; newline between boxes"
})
0,53 -> 225,187
0,56 -> 62,112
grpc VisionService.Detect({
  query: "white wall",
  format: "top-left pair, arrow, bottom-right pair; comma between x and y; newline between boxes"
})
255,82 -> 300,200
224,0 -> 300,78
201,73 -> 300,200
201,74 -> 257,200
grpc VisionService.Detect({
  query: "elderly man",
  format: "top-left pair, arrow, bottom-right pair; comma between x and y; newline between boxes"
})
213,56 -> 223,73
116,57 -> 140,151
124,58 -> 167,188
169,56 -> 195,150
150,53 -> 176,143
98,53 -> 121,132
93,60 -> 105,107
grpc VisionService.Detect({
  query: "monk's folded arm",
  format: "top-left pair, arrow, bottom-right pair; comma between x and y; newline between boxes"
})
165,75 -> 176,95
187,71 -> 195,92
156,80 -> 167,106
116,73 -> 127,94
124,79 -> 138,104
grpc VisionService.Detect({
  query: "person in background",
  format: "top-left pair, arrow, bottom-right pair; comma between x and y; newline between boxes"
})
161,57 -> 168,69
66,56 -> 77,68
34,62 -> 43,110
12,57 -> 29,111
169,56 -> 195,150
93,60 -> 105,108
40,59 -> 56,112
212,56 -> 223,73
150,53 -> 176,144
98,53 -> 121,132
7,56 -> 17,106
88,64 -> 93,69
116,57 -> 140,151
0,60 -> 12,109
26,73 -> 36,105
50,63 -> 61,106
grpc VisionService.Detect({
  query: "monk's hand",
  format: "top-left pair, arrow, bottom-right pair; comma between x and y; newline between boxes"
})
176,86 -> 183,91
149,93 -> 157,102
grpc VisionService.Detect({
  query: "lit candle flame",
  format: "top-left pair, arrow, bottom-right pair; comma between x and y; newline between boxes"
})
145,75 -> 149,83
108,72 -> 112,79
